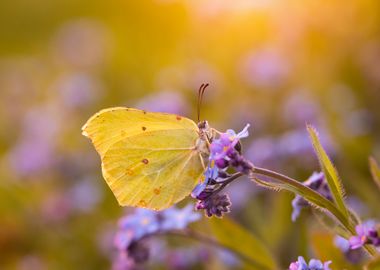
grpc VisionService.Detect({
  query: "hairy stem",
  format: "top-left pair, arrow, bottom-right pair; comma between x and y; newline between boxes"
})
251,166 -> 378,257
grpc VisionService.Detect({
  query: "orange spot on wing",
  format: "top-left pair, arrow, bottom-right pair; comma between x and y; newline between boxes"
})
138,200 -> 147,207
126,169 -> 134,176
176,115 -> 182,120
142,158 -> 149,164
142,126 -> 147,131
153,187 -> 161,195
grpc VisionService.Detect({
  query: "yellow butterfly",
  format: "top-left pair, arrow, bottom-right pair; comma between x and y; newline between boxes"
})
82,105 -> 211,210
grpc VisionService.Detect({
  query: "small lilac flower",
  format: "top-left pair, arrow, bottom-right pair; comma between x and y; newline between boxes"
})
240,49 -> 290,89
135,90 -> 189,115
291,172 -> 331,222
127,241 -> 150,264
334,235 -> 363,264
112,253 -> 135,270
114,205 -> 200,266
191,164 -> 219,200
118,209 -> 160,241
334,236 -> 350,253
161,205 -> 201,230
192,124 -> 252,217
195,193 -> 231,218
210,124 -> 250,161
191,181 -> 208,199
289,256 -> 331,270
289,256 -> 307,270
349,220 -> 380,249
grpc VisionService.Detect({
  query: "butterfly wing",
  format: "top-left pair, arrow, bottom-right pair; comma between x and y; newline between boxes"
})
82,107 -> 199,157
82,107 -> 205,210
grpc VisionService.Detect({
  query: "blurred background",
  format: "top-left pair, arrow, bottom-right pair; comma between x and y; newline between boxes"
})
1,0 -> 380,269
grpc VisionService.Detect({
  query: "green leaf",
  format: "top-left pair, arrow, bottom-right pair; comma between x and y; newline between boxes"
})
369,157 -> 380,191
307,125 -> 349,219
252,177 -> 350,232
209,217 -> 277,270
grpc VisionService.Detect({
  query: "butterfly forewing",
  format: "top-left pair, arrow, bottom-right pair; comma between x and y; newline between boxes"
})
82,107 -> 199,157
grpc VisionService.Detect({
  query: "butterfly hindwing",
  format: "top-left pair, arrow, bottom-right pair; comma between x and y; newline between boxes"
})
102,129 -> 204,210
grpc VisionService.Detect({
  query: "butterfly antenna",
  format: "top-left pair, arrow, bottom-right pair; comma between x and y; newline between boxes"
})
197,83 -> 209,122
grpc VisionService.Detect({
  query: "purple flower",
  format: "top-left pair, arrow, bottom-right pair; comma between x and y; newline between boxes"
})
191,164 -> 219,200
289,256 -> 331,270
334,235 -> 363,264
118,209 -> 160,242
191,125 -> 253,217
112,253 -> 135,270
135,90 -> 189,115
161,204 -> 201,230
240,49 -> 290,89
334,236 -> 350,253
210,124 -> 250,161
114,205 -> 200,265
195,193 -> 231,218
349,220 -> 380,249
291,172 -> 331,222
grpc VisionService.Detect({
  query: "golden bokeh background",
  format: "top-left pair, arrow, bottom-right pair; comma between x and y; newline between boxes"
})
1,0 -> 380,269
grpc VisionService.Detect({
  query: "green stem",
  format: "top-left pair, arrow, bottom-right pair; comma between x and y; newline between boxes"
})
252,166 -> 378,257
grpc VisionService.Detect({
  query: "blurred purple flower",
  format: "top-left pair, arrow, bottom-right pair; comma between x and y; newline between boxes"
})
52,19 -> 109,68
9,139 -> 55,176
166,247 -> 210,270
17,255 -> 46,270
135,90 -> 189,115
344,109 -> 373,137
334,236 -> 350,253
116,209 -> 160,249
291,172 -> 331,222
54,73 -> 103,108
8,105 -> 61,176
246,128 -> 334,169
289,256 -> 331,270
161,204 -> 201,230
282,92 -> 320,127
334,235 -> 363,264
41,192 -> 73,223
349,220 -> 380,249
113,205 -> 200,267
112,253 -> 136,270
240,49 -> 290,89
68,177 -> 102,213
218,249 -> 240,267
225,178 -> 257,209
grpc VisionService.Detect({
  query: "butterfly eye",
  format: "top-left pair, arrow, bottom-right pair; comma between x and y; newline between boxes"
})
197,120 -> 206,129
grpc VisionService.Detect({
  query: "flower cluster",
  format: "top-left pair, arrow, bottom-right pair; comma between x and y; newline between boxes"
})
192,125 -> 253,217
349,220 -> 380,249
334,236 -> 363,263
113,205 -> 200,269
291,172 -> 332,222
289,256 -> 331,270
